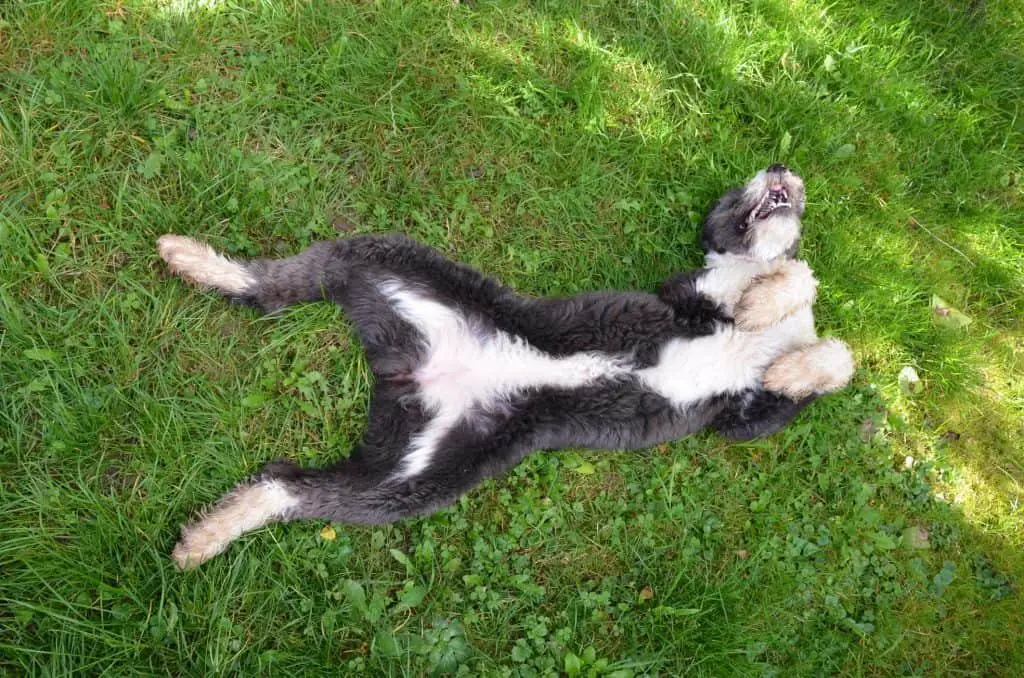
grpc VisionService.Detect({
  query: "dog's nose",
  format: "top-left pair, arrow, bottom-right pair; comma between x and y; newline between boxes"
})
768,163 -> 788,173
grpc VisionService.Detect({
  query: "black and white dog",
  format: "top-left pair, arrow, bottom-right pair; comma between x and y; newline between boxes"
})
158,165 -> 853,569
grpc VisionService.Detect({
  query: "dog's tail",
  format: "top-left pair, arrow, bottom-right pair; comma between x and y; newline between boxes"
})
171,460 -> 438,570
157,234 -> 338,312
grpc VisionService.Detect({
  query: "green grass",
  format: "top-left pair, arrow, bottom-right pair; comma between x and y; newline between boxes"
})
1,0 -> 1022,674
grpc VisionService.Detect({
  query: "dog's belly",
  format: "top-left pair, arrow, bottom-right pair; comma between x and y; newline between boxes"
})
378,281 -> 629,477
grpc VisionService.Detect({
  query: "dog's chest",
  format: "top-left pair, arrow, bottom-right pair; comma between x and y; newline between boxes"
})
632,255 -> 817,406
639,256 -> 817,405
695,257 -> 771,314
637,315 -> 810,406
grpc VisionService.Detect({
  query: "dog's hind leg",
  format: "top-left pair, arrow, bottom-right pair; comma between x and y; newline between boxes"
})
172,443 -> 498,570
171,467 -> 303,570
158,234 -> 340,312
172,380 -> 461,569
171,456 -> 416,570
158,233 -> 517,371
763,338 -> 854,400
171,380 -> 539,569
157,234 -> 436,376
172,401 -> 422,569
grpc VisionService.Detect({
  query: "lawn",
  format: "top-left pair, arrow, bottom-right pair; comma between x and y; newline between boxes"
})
1,0 -> 1022,674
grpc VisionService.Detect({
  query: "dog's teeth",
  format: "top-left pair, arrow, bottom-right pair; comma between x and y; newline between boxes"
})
748,192 -> 771,223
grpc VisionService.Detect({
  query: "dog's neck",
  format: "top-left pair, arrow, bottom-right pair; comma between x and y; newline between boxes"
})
704,251 -> 793,269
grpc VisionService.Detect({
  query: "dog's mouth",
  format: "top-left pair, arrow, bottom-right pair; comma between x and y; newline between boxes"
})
747,184 -> 791,224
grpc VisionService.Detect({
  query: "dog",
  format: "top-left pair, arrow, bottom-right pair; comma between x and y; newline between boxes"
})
157,164 -> 853,569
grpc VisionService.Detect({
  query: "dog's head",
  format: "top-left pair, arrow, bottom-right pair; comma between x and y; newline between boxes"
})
700,164 -> 806,261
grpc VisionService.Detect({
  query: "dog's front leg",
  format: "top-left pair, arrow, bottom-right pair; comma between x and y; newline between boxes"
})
734,259 -> 819,331
762,339 -> 855,400
657,269 -> 731,335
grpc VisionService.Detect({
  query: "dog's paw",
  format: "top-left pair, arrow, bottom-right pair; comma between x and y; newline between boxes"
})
171,480 -> 298,570
172,521 -> 225,571
157,233 -> 255,296
763,339 -> 854,399
735,259 -> 818,331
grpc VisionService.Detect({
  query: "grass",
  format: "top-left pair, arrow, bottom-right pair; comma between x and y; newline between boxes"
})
1,0 -> 1022,674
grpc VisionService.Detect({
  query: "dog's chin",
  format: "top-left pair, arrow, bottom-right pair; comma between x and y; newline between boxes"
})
701,167 -> 805,261
748,210 -> 801,261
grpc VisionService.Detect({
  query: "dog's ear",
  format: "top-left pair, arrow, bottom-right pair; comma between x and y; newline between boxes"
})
699,187 -> 745,255
658,271 -> 726,335
699,220 -> 726,254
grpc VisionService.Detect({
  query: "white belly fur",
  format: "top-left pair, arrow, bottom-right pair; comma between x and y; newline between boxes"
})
380,281 -> 630,477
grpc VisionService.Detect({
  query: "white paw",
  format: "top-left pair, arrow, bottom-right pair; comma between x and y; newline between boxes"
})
763,339 -> 854,399
172,521 -> 232,571
171,481 -> 299,570
735,259 -> 818,331
157,234 -> 255,295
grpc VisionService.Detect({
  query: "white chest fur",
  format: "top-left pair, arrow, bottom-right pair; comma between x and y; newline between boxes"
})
637,310 -> 814,407
639,252 -> 818,408
694,253 -> 770,315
